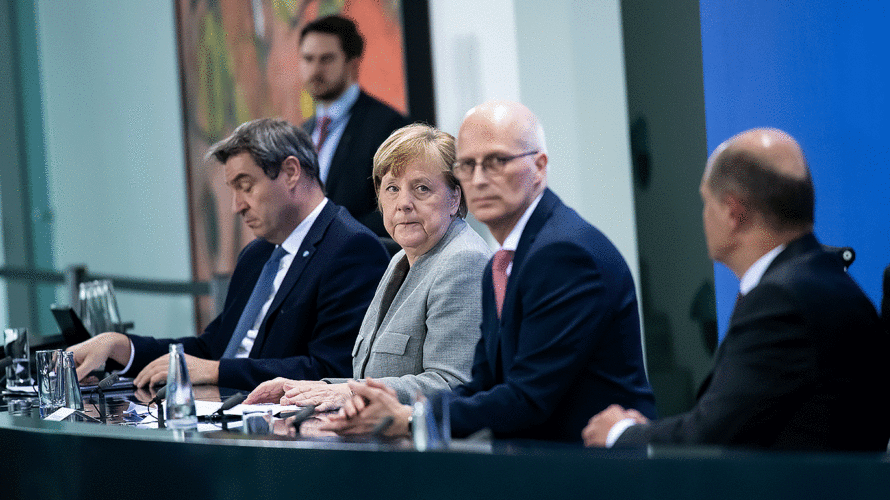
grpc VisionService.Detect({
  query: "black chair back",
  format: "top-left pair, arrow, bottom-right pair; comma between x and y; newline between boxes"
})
822,245 -> 855,271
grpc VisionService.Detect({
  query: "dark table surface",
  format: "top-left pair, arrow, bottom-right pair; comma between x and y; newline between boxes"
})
2,386 -> 890,500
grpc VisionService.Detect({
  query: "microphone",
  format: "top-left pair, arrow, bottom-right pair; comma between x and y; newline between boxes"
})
150,385 -> 167,429
199,392 -> 244,420
288,404 -> 317,434
95,372 -> 120,424
201,392 -> 245,431
94,372 -> 120,425
97,372 -> 120,391
215,392 -> 245,416
0,356 -> 13,370
149,385 -> 168,406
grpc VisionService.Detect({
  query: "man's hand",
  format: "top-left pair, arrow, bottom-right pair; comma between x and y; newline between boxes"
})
281,381 -> 352,410
66,332 -> 131,382
133,353 -> 219,387
244,378 -> 326,404
582,404 -> 650,447
319,378 -> 412,438
244,377 -> 290,404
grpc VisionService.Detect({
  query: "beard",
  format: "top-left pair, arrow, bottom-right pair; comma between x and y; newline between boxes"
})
310,76 -> 349,102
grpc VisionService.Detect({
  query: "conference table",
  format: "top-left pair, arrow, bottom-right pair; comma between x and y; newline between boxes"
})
2,387 -> 889,500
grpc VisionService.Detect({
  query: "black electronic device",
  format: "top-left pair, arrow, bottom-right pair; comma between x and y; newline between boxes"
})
50,305 -> 92,346
50,305 -> 135,392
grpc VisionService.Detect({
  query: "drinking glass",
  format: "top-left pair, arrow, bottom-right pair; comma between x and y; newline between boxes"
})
36,350 -> 64,417
4,328 -> 32,388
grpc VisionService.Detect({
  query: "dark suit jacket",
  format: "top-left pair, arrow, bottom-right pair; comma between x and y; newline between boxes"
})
304,90 -> 408,237
445,189 -> 656,443
124,202 -> 389,390
617,233 -> 890,451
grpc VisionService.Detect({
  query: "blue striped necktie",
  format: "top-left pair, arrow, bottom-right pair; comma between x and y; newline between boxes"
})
222,245 -> 288,358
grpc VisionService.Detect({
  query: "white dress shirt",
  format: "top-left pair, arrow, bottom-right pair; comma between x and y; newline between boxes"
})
738,244 -> 785,296
311,83 -> 360,183
496,192 -> 544,276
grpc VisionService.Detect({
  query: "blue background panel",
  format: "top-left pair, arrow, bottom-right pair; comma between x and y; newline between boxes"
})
700,1 -> 889,338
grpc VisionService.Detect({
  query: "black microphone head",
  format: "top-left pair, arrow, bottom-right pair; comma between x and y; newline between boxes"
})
150,385 -> 168,404
290,404 -> 317,431
218,392 -> 246,413
97,372 -> 120,390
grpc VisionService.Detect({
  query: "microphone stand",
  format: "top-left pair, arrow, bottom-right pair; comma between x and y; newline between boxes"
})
94,372 -> 121,425
148,386 -> 167,429
96,388 -> 107,424
157,401 -> 165,429
207,392 -> 245,431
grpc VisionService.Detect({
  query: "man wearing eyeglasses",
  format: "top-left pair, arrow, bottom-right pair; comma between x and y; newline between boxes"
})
321,101 -> 655,442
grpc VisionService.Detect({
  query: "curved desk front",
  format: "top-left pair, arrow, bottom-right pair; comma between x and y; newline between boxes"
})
2,407 -> 889,499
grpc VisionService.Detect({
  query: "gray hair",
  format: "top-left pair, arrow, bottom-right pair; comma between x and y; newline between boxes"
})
207,118 -> 323,190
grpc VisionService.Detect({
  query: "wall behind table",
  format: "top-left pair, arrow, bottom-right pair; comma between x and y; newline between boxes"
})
36,0 -> 194,338
0,2 -> 9,329
701,2 -> 890,337
0,206 -> 6,328
513,0 -> 641,299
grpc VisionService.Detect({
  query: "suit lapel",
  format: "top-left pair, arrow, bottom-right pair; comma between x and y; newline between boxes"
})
375,256 -> 410,330
695,233 -> 819,399
482,260 -> 502,379
500,189 -> 558,325
326,92 -> 370,193
489,190 -> 558,379
249,202 -> 338,355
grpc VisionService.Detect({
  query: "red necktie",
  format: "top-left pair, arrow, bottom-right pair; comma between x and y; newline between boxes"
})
315,116 -> 332,152
492,249 -> 514,318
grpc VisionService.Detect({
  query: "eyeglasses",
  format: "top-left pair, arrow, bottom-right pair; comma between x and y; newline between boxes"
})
451,150 -> 539,179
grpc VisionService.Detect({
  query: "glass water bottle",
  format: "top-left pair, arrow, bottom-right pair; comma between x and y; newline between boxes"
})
164,343 -> 197,430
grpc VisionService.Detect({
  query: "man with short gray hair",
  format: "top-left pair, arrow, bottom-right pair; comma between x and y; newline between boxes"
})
70,118 -> 388,390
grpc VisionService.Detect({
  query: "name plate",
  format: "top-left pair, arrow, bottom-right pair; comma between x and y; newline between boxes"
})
44,407 -> 76,421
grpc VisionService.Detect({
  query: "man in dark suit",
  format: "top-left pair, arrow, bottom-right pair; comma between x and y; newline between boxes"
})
583,128 -> 890,451
321,101 -> 655,443
299,15 -> 408,237
70,119 -> 389,391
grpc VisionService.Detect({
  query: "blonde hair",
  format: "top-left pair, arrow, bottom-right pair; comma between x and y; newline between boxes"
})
372,123 -> 467,217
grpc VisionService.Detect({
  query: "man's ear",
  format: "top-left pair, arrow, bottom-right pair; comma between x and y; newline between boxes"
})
280,156 -> 302,189
724,193 -> 750,231
346,57 -> 360,83
533,152 -> 548,184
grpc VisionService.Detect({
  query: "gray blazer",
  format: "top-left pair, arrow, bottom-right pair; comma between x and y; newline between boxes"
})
324,218 -> 491,403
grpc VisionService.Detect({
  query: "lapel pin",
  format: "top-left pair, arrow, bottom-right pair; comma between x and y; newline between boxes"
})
302,250 -> 310,257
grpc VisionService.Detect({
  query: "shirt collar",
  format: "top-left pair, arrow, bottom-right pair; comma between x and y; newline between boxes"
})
314,83 -> 360,123
499,192 -> 544,252
279,198 -> 328,255
739,244 -> 786,296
